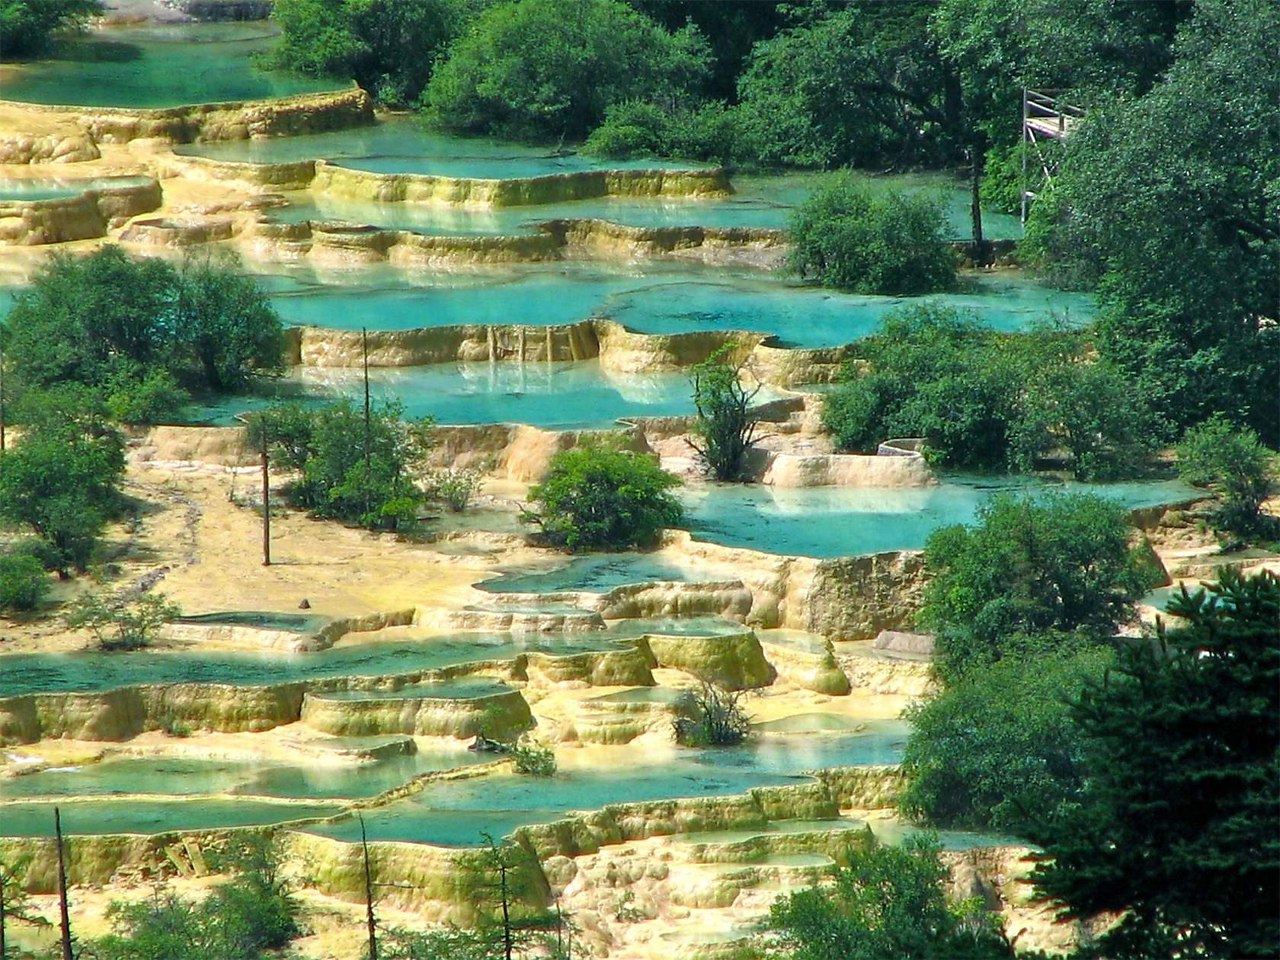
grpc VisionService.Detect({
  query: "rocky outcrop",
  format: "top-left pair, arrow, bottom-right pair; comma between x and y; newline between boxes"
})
0,86 -> 372,145
299,686 -> 534,740
759,452 -> 935,488
759,636 -> 851,695
0,129 -> 99,164
596,581 -> 755,624
130,424 -> 254,467
0,176 -> 161,245
119,215 -> 236,246
311,163 -> 731,207
801,552 -> 928,640
638,629 -> 776,691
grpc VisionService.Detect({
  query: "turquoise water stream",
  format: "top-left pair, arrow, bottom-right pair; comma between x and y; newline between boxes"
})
1,24 -> 343,108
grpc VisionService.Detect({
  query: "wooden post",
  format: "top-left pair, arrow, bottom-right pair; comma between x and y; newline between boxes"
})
362,328 -> 372,520
261,435 -> 271,567
1021,88 -> 1030,224
54,808 -> 72,960
1,863 -> 8,960
359,814 -> 378,960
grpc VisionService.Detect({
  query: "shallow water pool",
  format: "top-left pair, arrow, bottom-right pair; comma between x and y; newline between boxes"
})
258,264 -> 1092,350
176,117 -> 701,178
0,798 -> 341,837
185,360 -> 746,429
1,23 -> 343,108
681,478 -> 1201,558
479,552 -> 741,594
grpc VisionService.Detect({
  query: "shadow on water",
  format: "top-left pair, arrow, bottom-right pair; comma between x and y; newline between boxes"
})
49,39 -> 143,63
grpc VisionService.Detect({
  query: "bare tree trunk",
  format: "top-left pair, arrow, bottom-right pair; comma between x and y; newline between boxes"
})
359,814 -> 378,960
54,808 -> 73,960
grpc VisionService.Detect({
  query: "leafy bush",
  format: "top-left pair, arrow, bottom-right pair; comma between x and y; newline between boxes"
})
673,682 -> 751,747
527,441 -> 682,551
584,98 -> 744,164
66,592 -> 180,652
267,0 -> 469,106
690,346 -> 760,481
0,549 -> 49,612
253,400 -> 435,531
821,305 -> 1157,478
921,493 -> 1154,680
3,247 -> 283,424
425,467 -> 483,513
423,0 -> 710,140
0,0 -> 102,58
94,835 -> 299,960
789,174 -> 956,295
1177,417 -> 1275,537
901,648 -> 1109,833
764,835 -> 1013,960
510,735 -> 556,777
0,412 -> 126,575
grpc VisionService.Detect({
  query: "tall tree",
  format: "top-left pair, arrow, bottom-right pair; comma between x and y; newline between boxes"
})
1032,569 -> 1280,958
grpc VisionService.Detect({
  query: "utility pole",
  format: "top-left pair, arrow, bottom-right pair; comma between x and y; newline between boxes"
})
54,808 -> 73,960
362,327 -> 372,521
359,814 -> 378,960
261,418 -> 271,567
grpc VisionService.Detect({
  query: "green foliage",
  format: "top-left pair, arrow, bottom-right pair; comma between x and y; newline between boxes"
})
1027,0 -> 1280,443
268,0 -> 473,106
901,648 -> 1109,833
94,834 -> 299,960
921,493 -> 1152,679
789,174 -> 956,295
3,247 -> 283,425
424,467 -> 483,513
763,835 -> 1013,960
423,0 -> 710,140
1177,417 -> 1275,538
0,413 -> 126,575
66,592 -> 180,651
0,549 -> 49,613
673,681 -> 751,747
736,4 -> 952,170
583,98 -> 743,164
821,306 -> 1156,478
510,734 -> 556,777
527,441 -> 682,551
0,0 -> 102,58
689,346 -> 760,482
253,400 -> 434,531
1032,569 -> 1280,959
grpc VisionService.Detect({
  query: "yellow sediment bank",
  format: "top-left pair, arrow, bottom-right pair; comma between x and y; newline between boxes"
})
0,86 -> 373,146
0,176 -> 161,245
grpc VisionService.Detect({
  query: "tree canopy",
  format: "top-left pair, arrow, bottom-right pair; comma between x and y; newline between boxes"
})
0,0 -> 102,58
1032,569 -> 1280,958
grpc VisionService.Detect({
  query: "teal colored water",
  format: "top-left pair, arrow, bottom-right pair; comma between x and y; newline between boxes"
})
674,818 -> 867,845
307,678 -> 513,702
681,478 -> 1202,558
753,714 -> 874,734
256,263 -> 1092,349
176,117 -> 701,177
0,799 -> 340,837
1,24 -> 343,108
0,176 -> 155,202
590,687 -> 685,705
263,168 -> 1020,240
0,634 -> 629,697
0,750 -> 485,801
185,360 -> 739,429
865,818 -> 1028,852
176,610 -> 330,632
311,729 -> 906,845
479,552 -> 740,594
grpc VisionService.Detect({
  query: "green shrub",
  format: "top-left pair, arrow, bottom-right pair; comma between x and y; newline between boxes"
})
527,441 -> 682,551
0,0 -> 102,58
66,592 -> 180,651
584,99 -> 744,164
789,173 -> 956,295
1177,417 -> 1275,537
423,0 -> 710,140
424,467 -> 483,513
821,306 -> 1157,478
0,550 -> 49,612
690,346 -> 760,481
921,493 -> 1153,680
673,682 -> 751,747
764,835 -> 1013,960
254,400 -> 435,532
106,369 -> 189,425
901,648 -> 1109,833
510,735 -> 556,777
